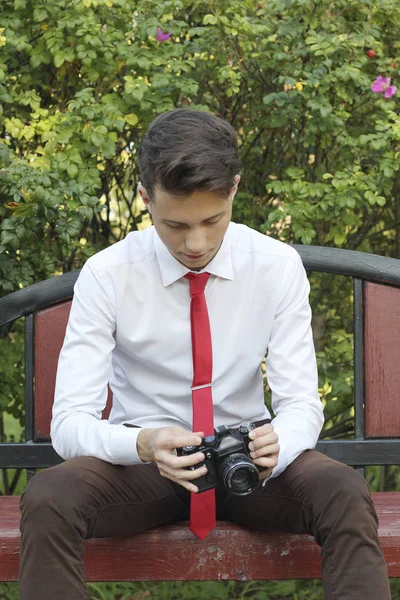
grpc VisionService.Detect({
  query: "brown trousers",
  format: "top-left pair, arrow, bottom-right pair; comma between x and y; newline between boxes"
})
19,450 -> 391,600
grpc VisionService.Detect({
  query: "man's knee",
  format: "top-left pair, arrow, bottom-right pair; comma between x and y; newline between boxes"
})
325,463 -> 370,504
305,455 -> 376,530
297,452 -> 373,515
20,459 -> 98,536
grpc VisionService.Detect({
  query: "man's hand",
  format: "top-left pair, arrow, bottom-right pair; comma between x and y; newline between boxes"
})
137,426 -> 207,493
248,422 -> 280,481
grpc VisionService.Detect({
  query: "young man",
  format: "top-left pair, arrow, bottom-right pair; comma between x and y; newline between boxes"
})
19,109 -> 390,599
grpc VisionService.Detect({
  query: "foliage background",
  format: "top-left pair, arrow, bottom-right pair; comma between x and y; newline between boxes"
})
1,0 -> 400,597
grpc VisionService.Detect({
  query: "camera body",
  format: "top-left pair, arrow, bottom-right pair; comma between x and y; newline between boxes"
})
177,419 -> 271,496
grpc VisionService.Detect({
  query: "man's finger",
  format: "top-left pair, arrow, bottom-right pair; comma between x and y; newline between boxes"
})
160,429 -> 205,451
250,442 -> 280,459
249,431 -> 278,452
159,463 -> 208,483
253,455 -> 279,469
249,423 -> 274,440
176,464 -> 208,481
166,475 -> 200,494
168,451 -> 206,469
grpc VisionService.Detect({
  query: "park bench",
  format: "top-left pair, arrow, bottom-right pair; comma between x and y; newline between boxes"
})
0,244 -> 400,582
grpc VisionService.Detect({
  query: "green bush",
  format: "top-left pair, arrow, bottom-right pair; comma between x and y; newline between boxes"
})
1,0 -> 399,291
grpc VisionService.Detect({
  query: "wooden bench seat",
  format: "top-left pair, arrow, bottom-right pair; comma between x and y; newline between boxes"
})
1,493 -> 400,581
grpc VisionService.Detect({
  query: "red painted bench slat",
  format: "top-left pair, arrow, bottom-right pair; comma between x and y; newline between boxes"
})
34,301 -> 111,440
364,282 -> 400,438
34,303 -> 72,440
1,493 -> 400,582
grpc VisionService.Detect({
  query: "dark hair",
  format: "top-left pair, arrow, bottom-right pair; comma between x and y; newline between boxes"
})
138,109 -> 242,199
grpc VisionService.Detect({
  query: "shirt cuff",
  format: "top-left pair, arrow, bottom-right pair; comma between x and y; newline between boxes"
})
266,443 -> 289,481
109,425 -> 151,465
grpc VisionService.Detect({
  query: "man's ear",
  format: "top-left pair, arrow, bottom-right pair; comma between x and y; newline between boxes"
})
138,185 -> 152,214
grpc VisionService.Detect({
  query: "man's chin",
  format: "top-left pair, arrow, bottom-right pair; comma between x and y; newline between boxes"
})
180,260 -> 208,271
178,253 -> 212,270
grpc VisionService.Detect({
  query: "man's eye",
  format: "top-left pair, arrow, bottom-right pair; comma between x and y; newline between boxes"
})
167,223 -> 183,229
166,218 -> 220,229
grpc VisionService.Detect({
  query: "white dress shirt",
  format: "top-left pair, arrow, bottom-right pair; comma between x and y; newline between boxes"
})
51,222 -> 324,478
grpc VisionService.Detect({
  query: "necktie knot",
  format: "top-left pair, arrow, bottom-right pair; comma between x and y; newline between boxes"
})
184,272 -> 210,297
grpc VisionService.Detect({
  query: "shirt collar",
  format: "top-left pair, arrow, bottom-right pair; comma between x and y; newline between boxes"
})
154,223 -> 234,287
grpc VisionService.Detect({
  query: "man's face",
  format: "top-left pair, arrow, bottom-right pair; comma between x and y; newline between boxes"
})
139,177 -> 240,270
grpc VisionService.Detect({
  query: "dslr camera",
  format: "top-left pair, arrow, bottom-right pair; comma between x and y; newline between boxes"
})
177,419 -> 271,496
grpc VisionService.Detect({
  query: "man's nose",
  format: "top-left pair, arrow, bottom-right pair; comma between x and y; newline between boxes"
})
185,229 -> 206,254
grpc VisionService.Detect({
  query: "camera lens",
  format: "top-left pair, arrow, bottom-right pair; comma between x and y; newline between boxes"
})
219,454 -> 259,496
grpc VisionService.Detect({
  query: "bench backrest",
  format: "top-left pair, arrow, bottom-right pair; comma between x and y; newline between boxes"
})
364,282 -> 400,437
34,301 -> 112,441
1,245 -> 400,473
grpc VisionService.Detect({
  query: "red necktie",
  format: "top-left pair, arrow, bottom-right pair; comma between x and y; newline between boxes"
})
185,272 -> 216,540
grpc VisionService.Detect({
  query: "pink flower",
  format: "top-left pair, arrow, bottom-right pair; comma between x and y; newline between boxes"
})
371,76 -> 397,98
156,27 -> 171,42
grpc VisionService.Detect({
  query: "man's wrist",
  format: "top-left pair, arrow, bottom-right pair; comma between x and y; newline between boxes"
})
136,428 -> 155,463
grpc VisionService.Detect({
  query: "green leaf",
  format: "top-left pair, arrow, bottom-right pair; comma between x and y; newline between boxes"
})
130,89 -> 144,102
269,181 -> 283,193
364,190 -> 376,205
136,57 -> 151,70
44,139 -> 57,155
54,53 -> 65,68
371,138 -> 387,150
263,93 -> 278,105
285,167 -> 305,180
33,7 -> 47,21
123,76 -> 135,94
91,132 -> 104,147
57,131 -> 72,144
0,144 -> 11,167
320,105 -> 332,118
203,14 -> 218,25
334,231 -> 346,245
102,140 -> 116,158
67,163 -> 79,178
1,219 -> 15,231
80,207 -> 94,220
1,230 -> 14,244
31,53 -> 43,68
22,127 -> 35,141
